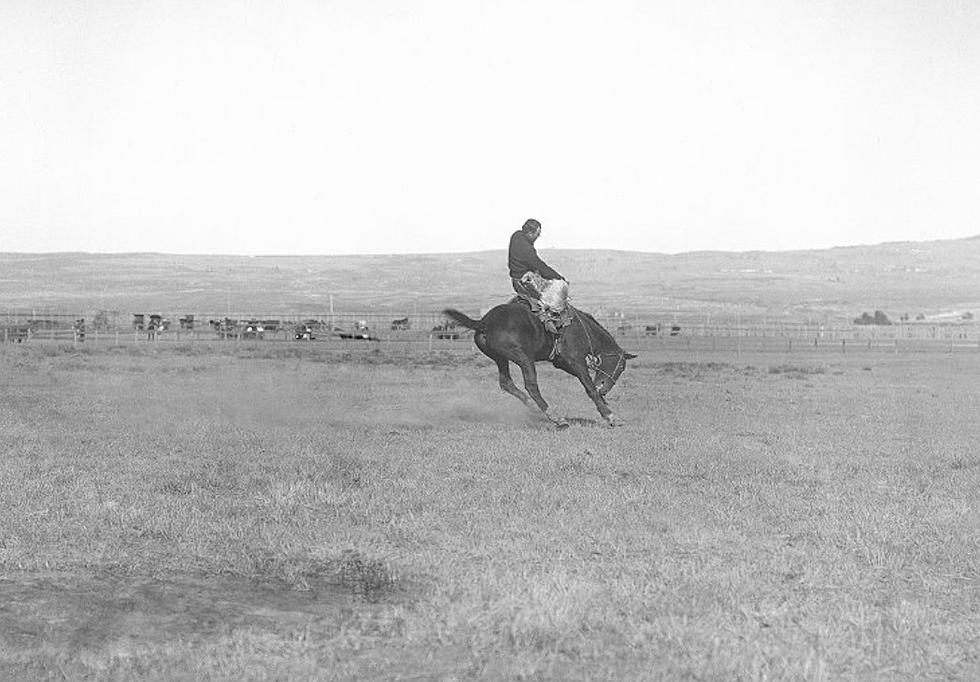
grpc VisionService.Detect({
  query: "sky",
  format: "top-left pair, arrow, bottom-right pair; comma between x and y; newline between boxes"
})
2,0 -> 979,256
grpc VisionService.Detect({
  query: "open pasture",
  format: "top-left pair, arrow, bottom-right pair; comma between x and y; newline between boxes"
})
1,341 -> 978,680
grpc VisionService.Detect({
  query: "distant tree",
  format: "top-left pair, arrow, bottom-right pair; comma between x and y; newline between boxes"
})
853,310 -> 892,326
963,311 -> 974,320
899,313 -> 910,322
853,312 -> 874,325
915,312 -> 926,321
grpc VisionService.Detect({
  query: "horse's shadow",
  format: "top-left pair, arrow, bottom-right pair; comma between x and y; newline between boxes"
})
565,416 -> 600,428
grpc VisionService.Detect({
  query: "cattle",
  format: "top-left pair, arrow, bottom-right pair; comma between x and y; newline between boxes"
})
293,319 -> 322,340
338,320 -> 380,341
146,314 -> 169,338
391,317 -> 411,331
209,318 -> 238,339
242,321 -> 265,340
645,324 -> 681,337
431,320 -> 460,340
1,325 -> 28,343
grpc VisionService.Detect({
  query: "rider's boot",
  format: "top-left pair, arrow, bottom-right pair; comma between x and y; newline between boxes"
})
543,315 -> 564,360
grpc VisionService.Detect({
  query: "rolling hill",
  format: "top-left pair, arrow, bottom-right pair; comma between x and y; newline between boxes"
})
2,236 -> 979,326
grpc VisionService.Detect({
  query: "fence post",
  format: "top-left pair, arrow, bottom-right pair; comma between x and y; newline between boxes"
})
842,339 -> 846,354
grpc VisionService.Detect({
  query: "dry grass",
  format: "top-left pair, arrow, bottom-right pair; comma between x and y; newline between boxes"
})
1,341 -> 979,680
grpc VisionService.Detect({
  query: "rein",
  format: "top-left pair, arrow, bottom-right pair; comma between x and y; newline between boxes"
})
575,311 -> 625,384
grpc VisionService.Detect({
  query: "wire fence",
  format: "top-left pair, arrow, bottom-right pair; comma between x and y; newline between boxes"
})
3,309 -> 980,354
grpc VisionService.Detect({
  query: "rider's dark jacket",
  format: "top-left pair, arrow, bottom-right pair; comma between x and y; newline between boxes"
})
508,230 -> 563,281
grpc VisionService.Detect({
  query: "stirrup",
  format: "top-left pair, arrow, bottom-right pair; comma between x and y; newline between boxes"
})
548,335 -> 561,361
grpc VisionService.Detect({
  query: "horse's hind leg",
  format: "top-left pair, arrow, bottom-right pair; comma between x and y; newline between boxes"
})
515,358 -> 568,428
495,357 -> 530,406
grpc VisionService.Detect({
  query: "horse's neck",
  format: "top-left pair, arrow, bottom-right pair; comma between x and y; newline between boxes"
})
570,309 -> 611,352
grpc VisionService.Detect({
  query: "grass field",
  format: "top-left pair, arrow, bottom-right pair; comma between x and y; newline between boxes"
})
2,341 -> 979,680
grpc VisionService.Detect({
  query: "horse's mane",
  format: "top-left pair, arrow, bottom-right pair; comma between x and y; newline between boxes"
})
572,308 -> 621,350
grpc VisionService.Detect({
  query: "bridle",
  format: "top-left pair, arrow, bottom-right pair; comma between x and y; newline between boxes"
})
576,312 -> 626,386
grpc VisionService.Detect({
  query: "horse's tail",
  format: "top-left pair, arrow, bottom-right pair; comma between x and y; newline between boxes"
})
442,308 -> 486,332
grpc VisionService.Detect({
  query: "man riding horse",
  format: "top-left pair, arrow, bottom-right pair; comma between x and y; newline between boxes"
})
441,217 -> 636,428
508,219 -> 571,335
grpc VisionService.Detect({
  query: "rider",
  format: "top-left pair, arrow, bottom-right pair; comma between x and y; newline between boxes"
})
508,218 -> 569,334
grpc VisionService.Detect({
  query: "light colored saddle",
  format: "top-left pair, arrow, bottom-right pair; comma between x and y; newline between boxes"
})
519,272 -> 569,313
515,273 -> 573,334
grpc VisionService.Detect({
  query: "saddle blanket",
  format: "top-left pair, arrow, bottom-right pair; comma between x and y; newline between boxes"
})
519,272 -> 569,313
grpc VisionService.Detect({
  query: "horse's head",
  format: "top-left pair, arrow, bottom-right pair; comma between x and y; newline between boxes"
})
588,350 -> 638,396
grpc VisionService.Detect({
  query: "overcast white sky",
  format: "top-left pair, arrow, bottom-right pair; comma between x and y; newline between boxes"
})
2,0 -> 978,255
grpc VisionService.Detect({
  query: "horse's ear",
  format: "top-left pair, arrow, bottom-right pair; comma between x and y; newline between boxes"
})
624,352 -> 638,360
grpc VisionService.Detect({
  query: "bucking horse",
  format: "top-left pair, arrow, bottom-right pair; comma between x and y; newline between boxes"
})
443,303 -> 637,428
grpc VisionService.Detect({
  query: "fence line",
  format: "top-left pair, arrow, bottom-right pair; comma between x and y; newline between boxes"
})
4,309 -> 980,354
4,327 -> 980,358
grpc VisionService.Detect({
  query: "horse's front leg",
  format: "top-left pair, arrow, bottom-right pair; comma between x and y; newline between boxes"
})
571,367 -> 623,426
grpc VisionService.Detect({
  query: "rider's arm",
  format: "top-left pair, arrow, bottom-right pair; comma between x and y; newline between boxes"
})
535,259 -> 564,281
511,235 -> 564,280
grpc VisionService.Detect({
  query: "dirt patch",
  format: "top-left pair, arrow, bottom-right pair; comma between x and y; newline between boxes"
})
0,568 -> 400,676
566,417 -> 601,428
650,361 -> 758,378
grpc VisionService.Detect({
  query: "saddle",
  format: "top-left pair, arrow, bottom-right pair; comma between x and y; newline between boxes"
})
509,295 -> 575,361
513,273 -> 573,333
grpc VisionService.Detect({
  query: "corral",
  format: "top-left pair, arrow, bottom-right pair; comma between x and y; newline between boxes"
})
1,339 -> 978,679
4,308 -> 980,355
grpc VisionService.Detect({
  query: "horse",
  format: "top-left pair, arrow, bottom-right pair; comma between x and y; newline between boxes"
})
443,303 -> 637,428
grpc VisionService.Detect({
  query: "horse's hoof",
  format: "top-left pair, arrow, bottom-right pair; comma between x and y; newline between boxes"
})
605,414 -> 625,428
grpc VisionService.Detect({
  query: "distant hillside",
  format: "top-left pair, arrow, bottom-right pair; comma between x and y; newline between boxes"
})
2,236 -> 980,325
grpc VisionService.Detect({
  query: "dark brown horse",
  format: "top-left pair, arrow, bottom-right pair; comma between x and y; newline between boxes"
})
443,304 -> 636,427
